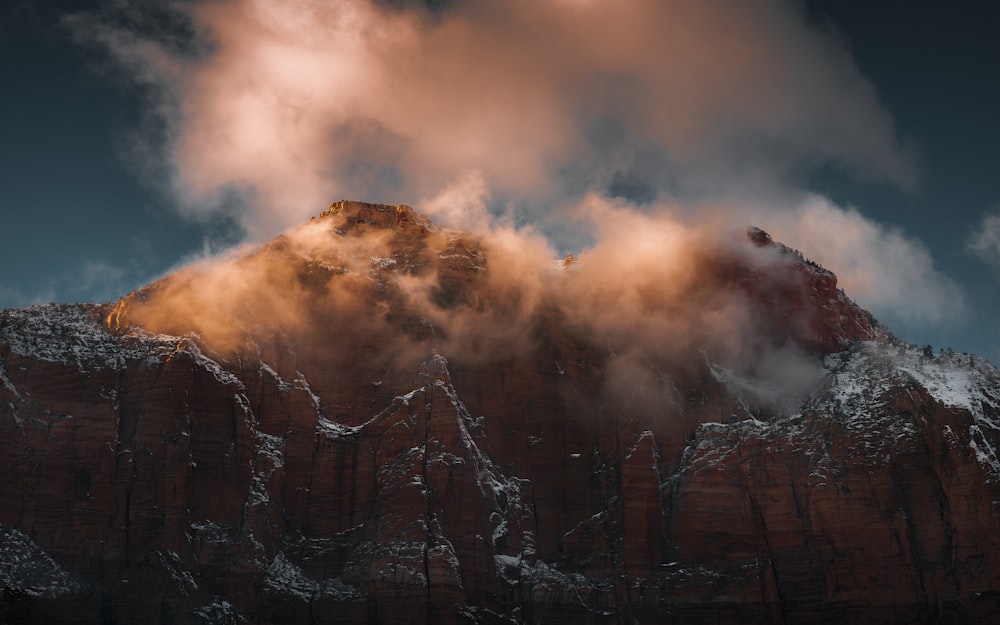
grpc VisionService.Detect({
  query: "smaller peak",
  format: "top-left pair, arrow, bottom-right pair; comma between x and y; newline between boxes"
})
318,200 -> 428,231
747,226 -> 773,247
746,225 -> 835,279
417,350 -> 451,386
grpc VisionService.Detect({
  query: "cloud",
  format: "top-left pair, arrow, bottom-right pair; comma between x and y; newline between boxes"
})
70,0 -> 968,344
418,171 -> 493,233
966,210 -> 1000,273
71,0 -> 916,237
757,195 -> 965,328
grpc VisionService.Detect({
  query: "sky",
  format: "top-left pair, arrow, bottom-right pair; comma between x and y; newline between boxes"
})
1,0 -> 998,361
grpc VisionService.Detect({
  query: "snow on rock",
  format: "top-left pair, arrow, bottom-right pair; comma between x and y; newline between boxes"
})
969,424 -> 1000,478
819,342 -> 1000,475
804,343 -> 921,458
191,597 -> 247,625
820,341 -> 1000,427
259,362 -> 293,392
494,553 -> 589,590
681,419 -> 774,476
0,304 -> 248,393
682,340 -> 1000,480
0,359 -> 20,399
896,350 -> 1000,428
427,530 -> 462,580
152,548 -> 198,597
624,430 -> 656,462
0,525 -> 82,597
174,339 -> 243,388
264,551 -> 318,600
247,431 -> 285,509
447,377 -> 530,553
317,415 -> 363,438
0,304 -> 173,371
293,371 -> 323,412
186,520 -> 238,545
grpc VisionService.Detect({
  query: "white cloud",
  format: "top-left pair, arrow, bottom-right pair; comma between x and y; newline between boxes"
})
759,195 -> 966,328
966,211 -> 1000,273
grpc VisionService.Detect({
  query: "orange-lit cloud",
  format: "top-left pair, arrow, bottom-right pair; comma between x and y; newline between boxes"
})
111,200 -> 836,414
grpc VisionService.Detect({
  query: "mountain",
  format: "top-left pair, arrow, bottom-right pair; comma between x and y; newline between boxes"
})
1,201 -> 999,624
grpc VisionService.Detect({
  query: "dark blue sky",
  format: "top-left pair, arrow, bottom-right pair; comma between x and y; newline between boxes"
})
0,0 -> 242,306
1,0 -> 998,360
803,0 -> 1000,358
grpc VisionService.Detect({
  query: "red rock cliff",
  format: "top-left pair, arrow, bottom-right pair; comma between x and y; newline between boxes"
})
1,202 -> 998,624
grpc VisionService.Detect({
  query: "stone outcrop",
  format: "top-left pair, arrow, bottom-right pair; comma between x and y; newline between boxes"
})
1,202 -> 998,624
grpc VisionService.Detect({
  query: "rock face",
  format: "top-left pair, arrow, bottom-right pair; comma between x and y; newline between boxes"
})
1,201 -> 999,624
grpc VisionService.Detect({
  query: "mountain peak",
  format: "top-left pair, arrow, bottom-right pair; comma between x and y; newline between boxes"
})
103,205 -> 880,360
740,232 -> 879,353
317,200 -> 432,233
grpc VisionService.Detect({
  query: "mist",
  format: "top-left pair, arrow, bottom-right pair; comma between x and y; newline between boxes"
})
106,198 -> 850,426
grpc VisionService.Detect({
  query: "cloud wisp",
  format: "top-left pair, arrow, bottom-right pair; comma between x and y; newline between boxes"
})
967,210 -> 1000,275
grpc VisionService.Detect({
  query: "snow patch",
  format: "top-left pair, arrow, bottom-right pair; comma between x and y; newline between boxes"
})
294,371 -> 323,412
187,520 -> 237,545
427,532 -> 462,579
0,525 -> 82,597
682,341 -> 1000,481
247,432 -> 284,509
494,554 -> 589,589
969,425 -> 1000,478
0,304 -> 173,372
179,340 -> 243,387
822,342 -> 1000,429
191,597 -> 247,624
395,387 -> 422,406
317,415 -> 362,438
0,360 -> 20,399
153,548 -> 198,596
260,362 -> 293,391
264,552 -> 318,600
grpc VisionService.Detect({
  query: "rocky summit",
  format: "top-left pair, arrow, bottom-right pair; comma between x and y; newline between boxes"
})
1,201 -> 999,624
